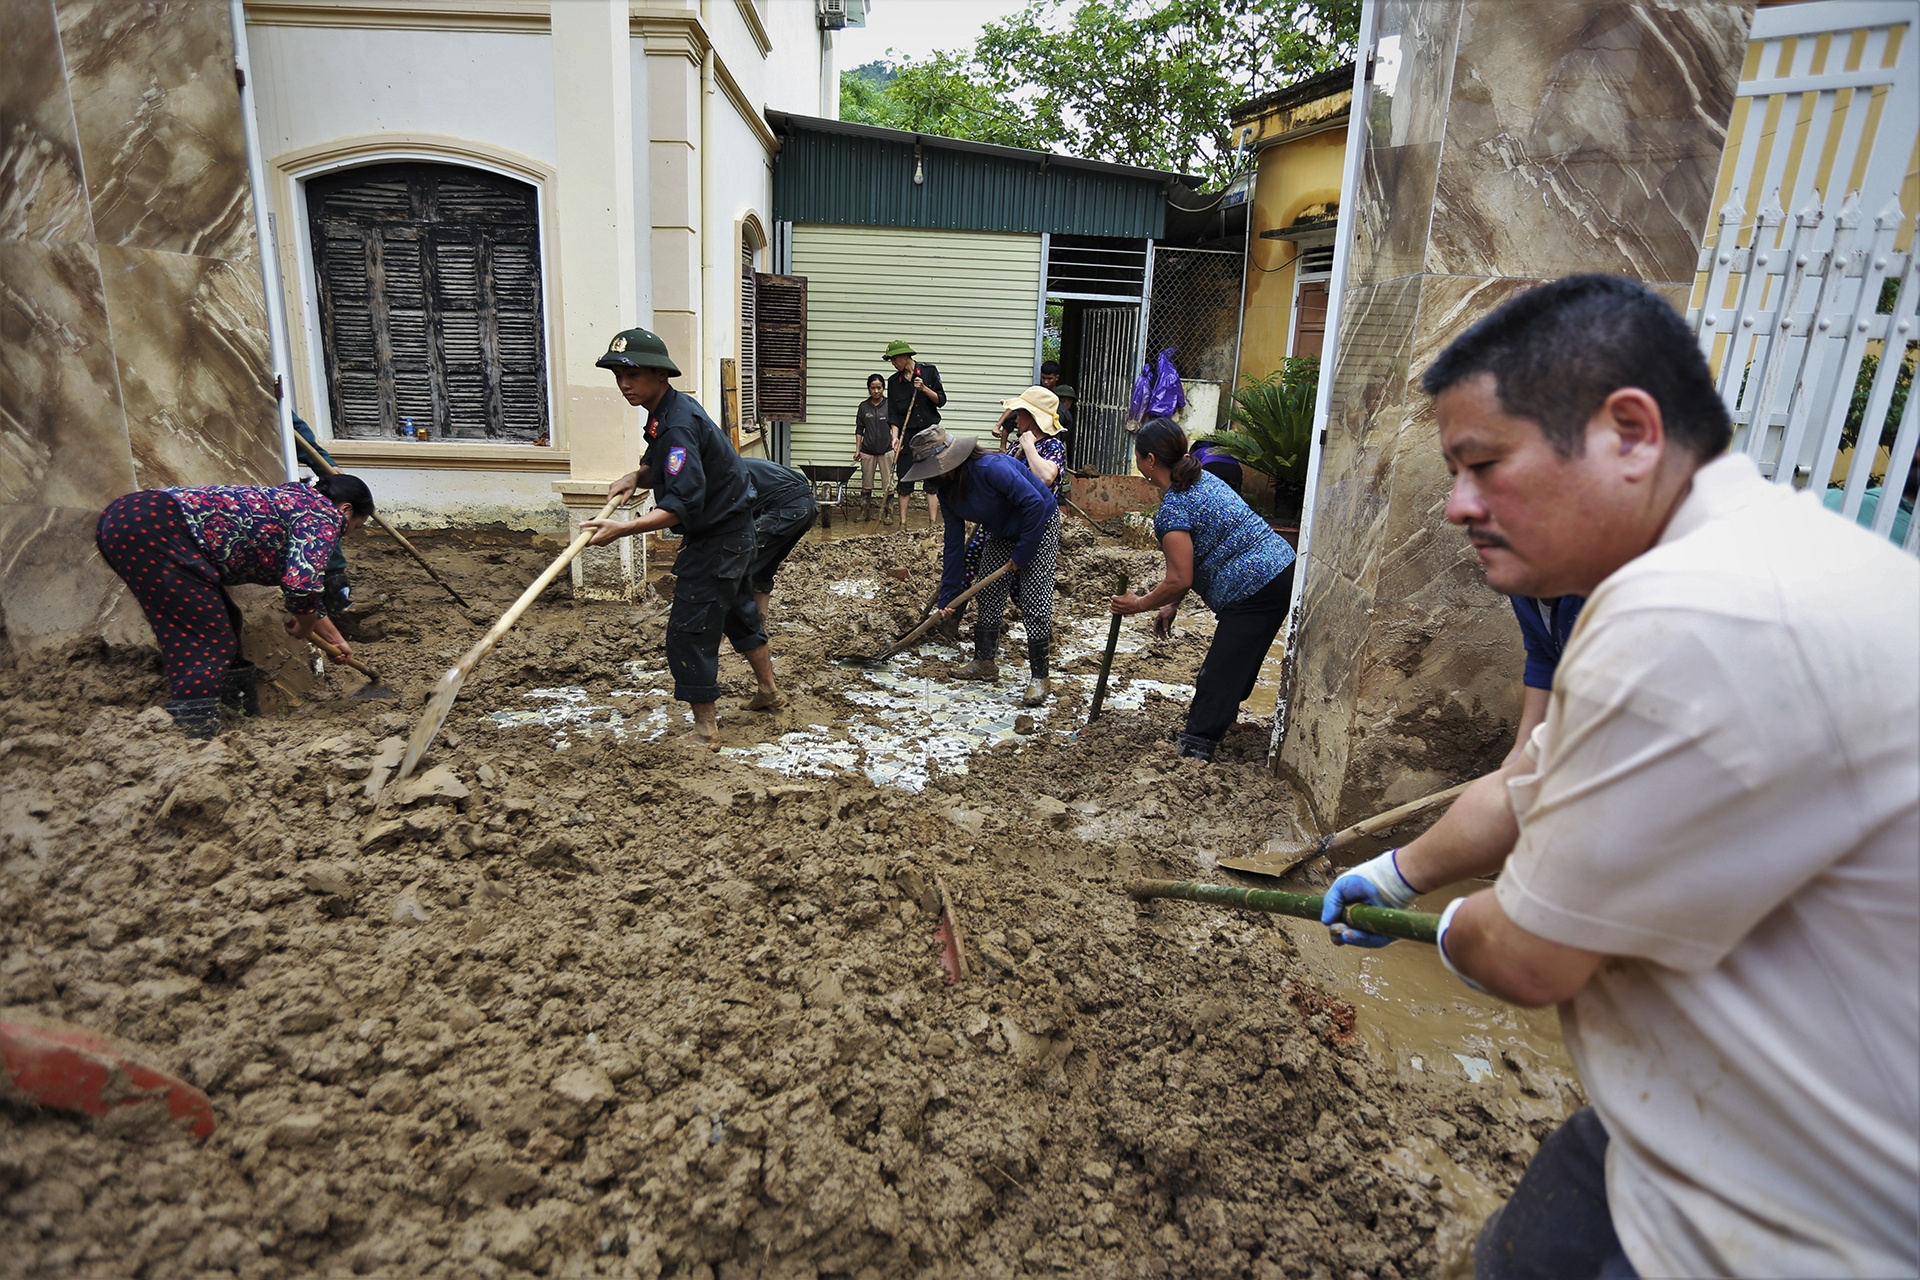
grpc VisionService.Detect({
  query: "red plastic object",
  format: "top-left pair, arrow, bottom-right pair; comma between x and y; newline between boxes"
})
0,1018 -> 215,1138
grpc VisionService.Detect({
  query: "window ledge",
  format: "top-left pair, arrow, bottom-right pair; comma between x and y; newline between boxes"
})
323,440 -> 570,472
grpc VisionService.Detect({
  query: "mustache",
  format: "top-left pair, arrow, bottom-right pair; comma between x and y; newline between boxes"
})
1465,525 -> 1509,549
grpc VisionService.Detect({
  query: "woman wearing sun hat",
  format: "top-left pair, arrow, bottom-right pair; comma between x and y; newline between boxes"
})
899,421 -> 1062,707
957,386 -> 1069,605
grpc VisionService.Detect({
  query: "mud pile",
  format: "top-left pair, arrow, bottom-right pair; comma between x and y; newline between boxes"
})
0,520 -> 1575,1278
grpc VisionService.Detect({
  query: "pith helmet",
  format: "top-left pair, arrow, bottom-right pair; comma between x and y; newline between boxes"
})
883,339 -> 916,360
597,327 -> 681,376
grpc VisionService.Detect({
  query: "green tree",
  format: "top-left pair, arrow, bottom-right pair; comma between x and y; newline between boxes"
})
841,0 -> 1358,183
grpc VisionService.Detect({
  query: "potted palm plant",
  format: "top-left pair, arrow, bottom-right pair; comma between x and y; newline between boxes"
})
1208,356 -> 1317,522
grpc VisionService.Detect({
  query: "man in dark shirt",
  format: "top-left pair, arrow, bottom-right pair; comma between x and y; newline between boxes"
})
885,339 -> 947,528
583,327 -> 783,746
1052,384 -> 1078,469
738,456 -> 818,621
1503,594 -> 1585,768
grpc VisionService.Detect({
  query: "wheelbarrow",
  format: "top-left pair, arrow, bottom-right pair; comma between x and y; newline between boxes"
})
799,463 -> 858,528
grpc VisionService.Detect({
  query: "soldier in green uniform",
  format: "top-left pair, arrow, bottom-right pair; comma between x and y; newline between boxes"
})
582,327 -> 782,749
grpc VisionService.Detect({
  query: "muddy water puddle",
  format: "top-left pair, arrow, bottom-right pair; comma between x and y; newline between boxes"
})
486,583 -> 1195,792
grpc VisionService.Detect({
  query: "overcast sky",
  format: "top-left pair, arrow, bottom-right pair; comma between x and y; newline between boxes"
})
833,0 -> 1031,67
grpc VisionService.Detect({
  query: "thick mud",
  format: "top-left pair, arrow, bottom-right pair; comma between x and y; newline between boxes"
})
0,519 -> 1576,1278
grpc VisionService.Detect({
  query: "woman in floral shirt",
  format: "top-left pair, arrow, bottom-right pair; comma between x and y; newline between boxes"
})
95,474 -> 375,737
960,386 -> 1068,591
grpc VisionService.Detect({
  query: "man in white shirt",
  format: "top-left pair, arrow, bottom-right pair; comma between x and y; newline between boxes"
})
1321,275 -> 1920,1278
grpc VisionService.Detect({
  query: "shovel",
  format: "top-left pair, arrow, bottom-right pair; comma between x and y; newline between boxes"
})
312,639 -> 398,700
1217,780 -> 1473,878
1127,879 -> 1439,945
1087,571 -> 1127,722
397,490 -> 627,781
834,561 -> 1014,667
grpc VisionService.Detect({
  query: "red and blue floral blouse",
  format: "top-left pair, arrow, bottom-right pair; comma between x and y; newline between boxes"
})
166,483 -> 345,614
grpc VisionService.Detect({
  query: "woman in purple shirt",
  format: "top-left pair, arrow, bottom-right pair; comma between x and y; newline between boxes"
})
96,474 -> 374,737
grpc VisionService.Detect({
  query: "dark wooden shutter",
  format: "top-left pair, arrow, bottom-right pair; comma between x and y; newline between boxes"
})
738,239 -> 758,428
308,163 -> 549,443
754,272 -> 806,421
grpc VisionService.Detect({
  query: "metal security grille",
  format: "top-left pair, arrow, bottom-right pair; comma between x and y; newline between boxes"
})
1143,246 -> 1244,430
308,162 -> 548,442
1076,305 -> 1142,475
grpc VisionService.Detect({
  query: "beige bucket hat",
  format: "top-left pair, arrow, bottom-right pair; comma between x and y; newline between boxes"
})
999,385 -> 1062,436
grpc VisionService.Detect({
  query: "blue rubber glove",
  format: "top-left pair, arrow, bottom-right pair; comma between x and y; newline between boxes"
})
1320,847 -> 1420,947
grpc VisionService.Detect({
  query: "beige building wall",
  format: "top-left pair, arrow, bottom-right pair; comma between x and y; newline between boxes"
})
0,0 -> 283,652
1238,127 -> 1347,381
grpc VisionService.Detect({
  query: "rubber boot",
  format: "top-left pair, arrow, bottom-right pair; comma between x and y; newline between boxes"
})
165,696 -> 221,740
323,568 -> 352,618
956,628 -> 999,681
1177,732 -> 1216,762
219,661 -> 261,718
1023,641 -> 1050,706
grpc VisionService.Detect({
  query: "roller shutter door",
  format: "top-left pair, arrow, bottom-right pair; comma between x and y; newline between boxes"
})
788,225 -> 1041,467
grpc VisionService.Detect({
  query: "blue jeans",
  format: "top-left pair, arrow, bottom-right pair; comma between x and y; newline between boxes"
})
1475,1108 -> 1638,1279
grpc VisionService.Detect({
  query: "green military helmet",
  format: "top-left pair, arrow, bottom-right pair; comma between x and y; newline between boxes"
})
596,327 -> 681,377
882,339 -> 916,360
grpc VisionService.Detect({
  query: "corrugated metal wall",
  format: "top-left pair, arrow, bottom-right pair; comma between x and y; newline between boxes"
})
789,224 -> 1042,468
775,130 -> 1166,239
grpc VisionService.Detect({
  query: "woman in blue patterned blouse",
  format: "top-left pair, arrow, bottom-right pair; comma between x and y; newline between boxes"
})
96,474 -> 375,737
1110,418 -> 1296,761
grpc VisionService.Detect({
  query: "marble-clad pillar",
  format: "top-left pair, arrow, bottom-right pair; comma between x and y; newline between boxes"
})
0,0 -> 280,652
1279,0 -> 1753,829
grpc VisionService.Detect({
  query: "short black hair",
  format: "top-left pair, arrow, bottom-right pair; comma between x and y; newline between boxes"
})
312,472 -> 375,517
867,373 -> 886,387
1420,274 -> 1730,460
1040,360 -> 1062,376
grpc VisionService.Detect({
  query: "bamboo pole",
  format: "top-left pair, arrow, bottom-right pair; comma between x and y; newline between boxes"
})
1088,572 -> 1126,721
1128,879 -> 1439,945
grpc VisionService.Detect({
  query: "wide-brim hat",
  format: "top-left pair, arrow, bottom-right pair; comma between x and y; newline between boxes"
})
1000,385 -> 1062,436
596,327 -> 681,377
899,425 -> 976,483
883,339 -> 916,360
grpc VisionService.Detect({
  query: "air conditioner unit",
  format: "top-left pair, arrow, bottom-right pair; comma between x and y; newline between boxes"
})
818,0 -> 847,31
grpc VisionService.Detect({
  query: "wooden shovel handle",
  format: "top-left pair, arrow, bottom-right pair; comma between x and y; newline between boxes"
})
449,490 -> 627,680
880,561 -> 1014,659
1321,781 -> 1472,855
292,432 -> 471,609
311,639 -> 381,684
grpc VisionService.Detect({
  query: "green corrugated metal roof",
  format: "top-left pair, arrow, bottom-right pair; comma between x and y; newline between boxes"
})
769,113 -> 1176,239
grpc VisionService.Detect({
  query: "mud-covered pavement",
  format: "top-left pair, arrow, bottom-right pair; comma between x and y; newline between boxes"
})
1,517 -> 1578,1278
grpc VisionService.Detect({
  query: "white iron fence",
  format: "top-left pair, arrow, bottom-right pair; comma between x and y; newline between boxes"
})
1688,0 -> 1918,552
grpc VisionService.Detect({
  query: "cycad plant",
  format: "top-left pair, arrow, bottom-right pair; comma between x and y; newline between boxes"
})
1211,355 -> 1318,516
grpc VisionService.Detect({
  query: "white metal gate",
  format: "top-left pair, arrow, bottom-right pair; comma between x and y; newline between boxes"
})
1077,306 -> 1142,476
1689,0 -> 1918,552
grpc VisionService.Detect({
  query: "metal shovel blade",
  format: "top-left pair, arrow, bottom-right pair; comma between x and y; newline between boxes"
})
400,666 -> 467,779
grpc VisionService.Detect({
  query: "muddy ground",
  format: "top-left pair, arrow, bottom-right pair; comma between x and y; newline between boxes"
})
0,514 -> 1577,1278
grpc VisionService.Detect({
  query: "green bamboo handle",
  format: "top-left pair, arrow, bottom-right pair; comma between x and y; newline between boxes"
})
1088,572 -> 1127,721
1127,879 -> 1439,945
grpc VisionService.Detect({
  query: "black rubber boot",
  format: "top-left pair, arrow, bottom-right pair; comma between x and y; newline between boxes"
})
219,661 -> 261,717
956,627 -> 999,681
322,569 -> 352,618
1177,732 -> 1216,762
165,696 -> 222,740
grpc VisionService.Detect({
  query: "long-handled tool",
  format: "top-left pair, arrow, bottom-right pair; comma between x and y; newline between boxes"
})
833,561 -> 1014,668
1063,493 -> 1125,539
311,639 -> 398,700
292,433 -> 472,610
1088,571 -> 1127,722
397,490 -> 627,780
1128,879 -> 1439,945
1218,780 -> 1472,878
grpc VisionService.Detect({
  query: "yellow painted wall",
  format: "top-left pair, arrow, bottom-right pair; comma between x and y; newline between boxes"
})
1237,126 -> 1347,384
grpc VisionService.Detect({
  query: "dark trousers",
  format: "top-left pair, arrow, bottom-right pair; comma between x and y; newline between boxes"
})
749,502 -> 818,594
1185,566 -> 1293,745
96,491 -> 243,700
666,571 -> 767,704
1474,1108 -> 1638,1279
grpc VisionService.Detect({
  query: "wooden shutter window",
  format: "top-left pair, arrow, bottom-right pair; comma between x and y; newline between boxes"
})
308,162 -> 549,443
754,272 -> 807,421
739,238 -> 759,429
